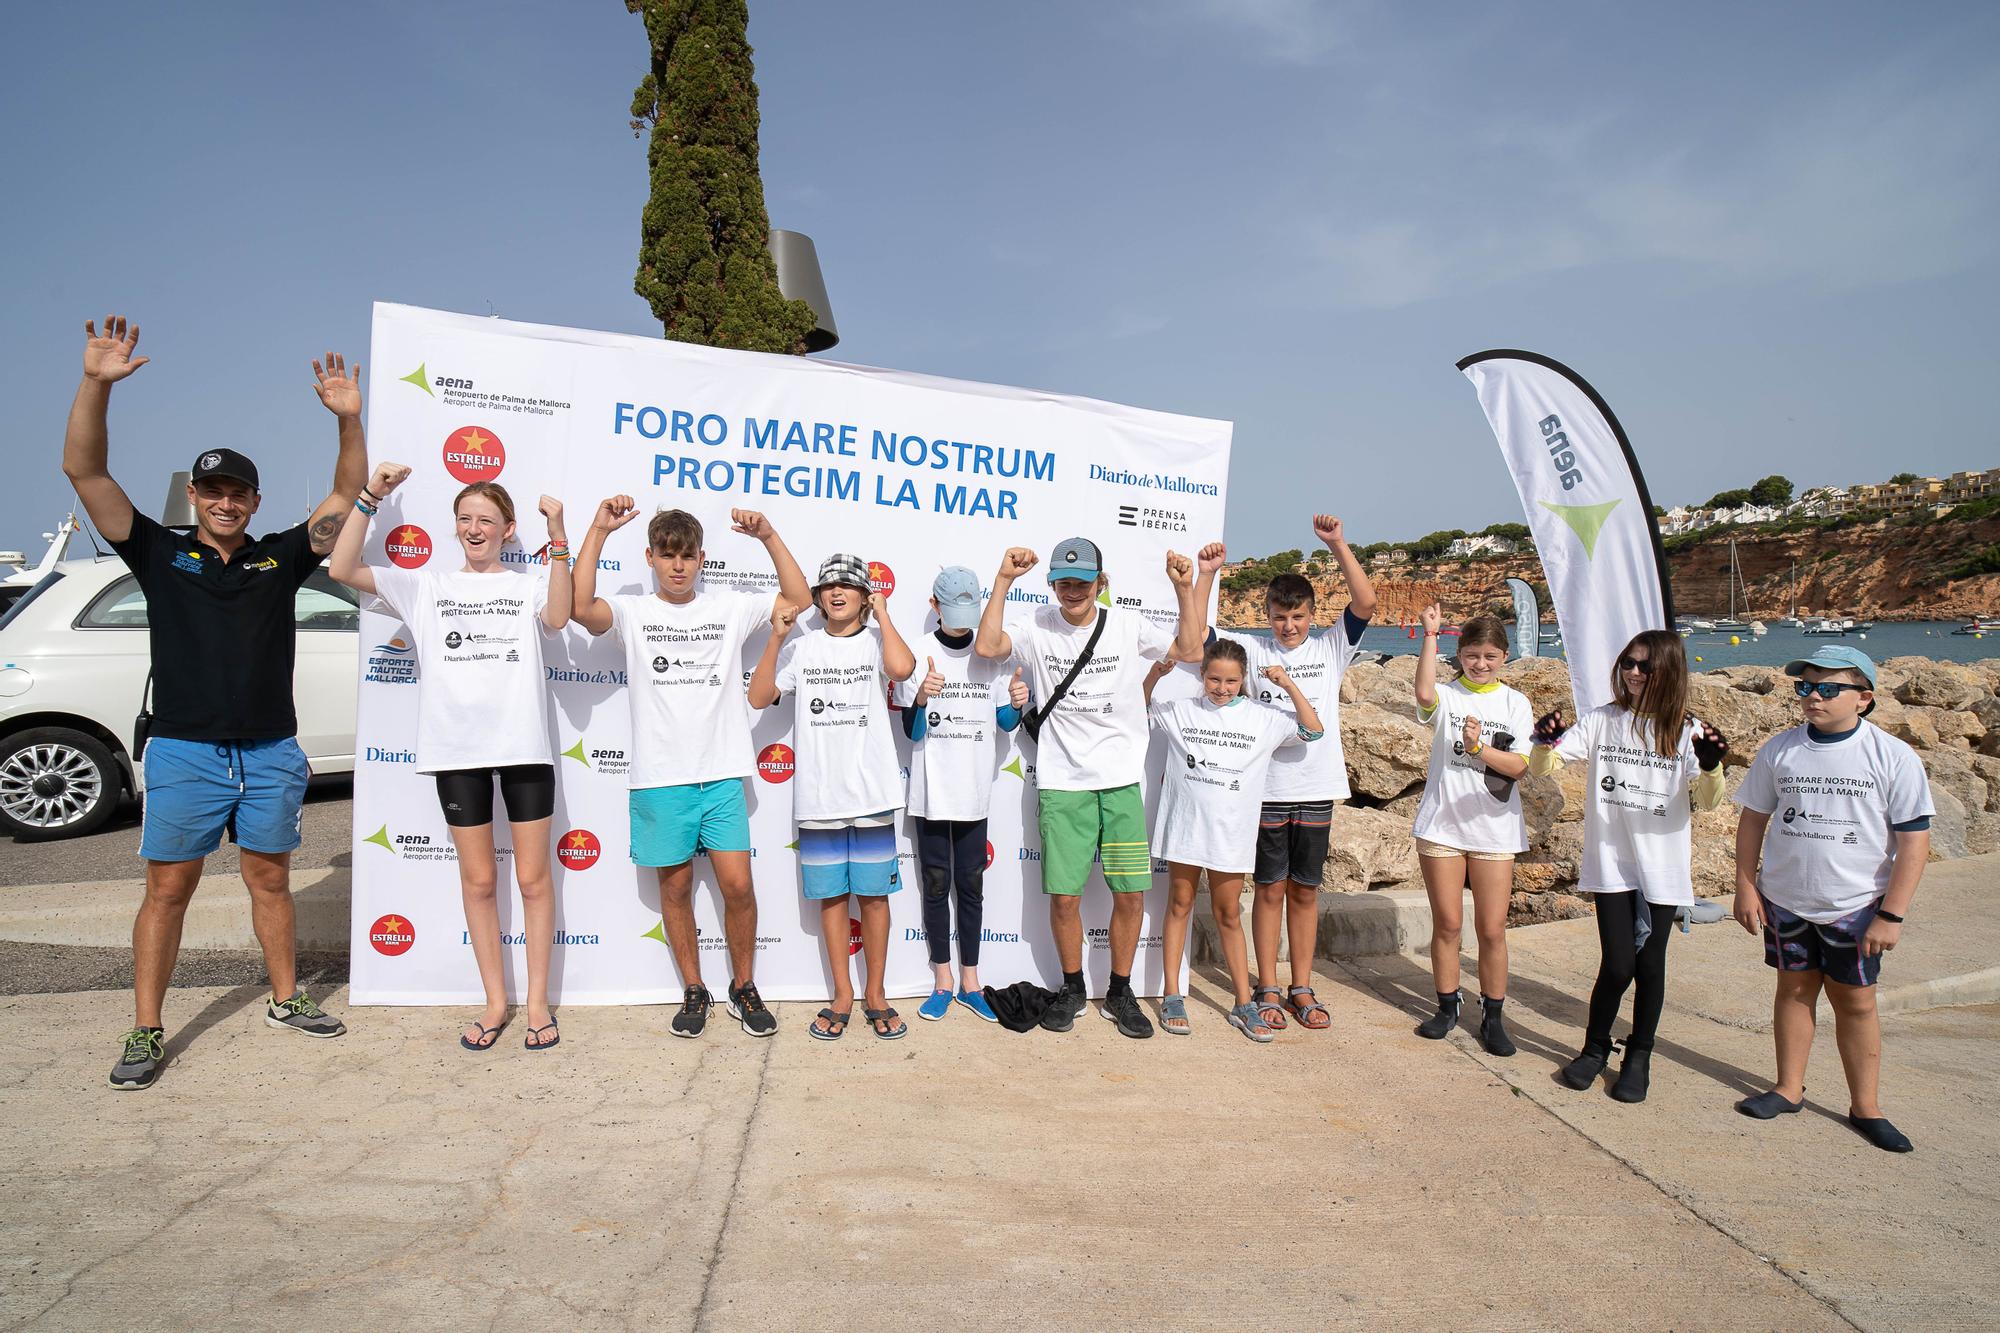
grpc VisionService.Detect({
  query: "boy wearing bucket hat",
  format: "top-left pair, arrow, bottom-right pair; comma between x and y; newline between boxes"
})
749,553 -> 917,1040
897,568 -> 1032,1022
975,537 -> 1206,1038
1731,646 -> 1934,1152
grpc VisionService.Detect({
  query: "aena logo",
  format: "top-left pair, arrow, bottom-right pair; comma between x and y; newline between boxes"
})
363,824 -> 430,854
557,828 -> 601,870
369,914 -> 415,956
756,742 -> 794,783
443,425 -> 505,483
385,524 -> 432,569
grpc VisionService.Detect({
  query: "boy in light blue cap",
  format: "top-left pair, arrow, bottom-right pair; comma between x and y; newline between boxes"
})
897,567 -> 1032,1022
1731,645 -> 1935,1152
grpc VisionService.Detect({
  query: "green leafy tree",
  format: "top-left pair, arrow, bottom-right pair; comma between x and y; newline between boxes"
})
1705,487 -> 1753,510
1888,472 -> 1920,486
1749,474 -> 1794,506
626,0 -> 818,352
1479,521 -> 1530,543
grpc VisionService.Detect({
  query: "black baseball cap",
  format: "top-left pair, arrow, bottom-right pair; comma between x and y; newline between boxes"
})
190,448 -> 260,491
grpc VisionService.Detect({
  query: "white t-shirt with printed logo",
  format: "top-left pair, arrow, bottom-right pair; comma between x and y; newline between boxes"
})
1218,622 -> 1364,801
1552,703 -> 1704,905
1735,721 -> 1935,923
1409,678 -> 1537,854
371,566 -> 553,774
1008,606 -> 1173,791
773,626 -> 905,823
607,589 -> 768,789
1150,695 -> 1307,872
893,636 -> 1013,821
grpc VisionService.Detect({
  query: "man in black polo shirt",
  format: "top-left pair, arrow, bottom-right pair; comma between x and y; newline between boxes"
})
61,315 -> 369,1090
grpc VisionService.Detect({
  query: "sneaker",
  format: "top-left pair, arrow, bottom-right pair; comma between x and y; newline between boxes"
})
955,988 -> 998,1023
727,980 -> 777,1038
1040,986 -> 1087,1032
918,988 -> 954,1021
108,1026 -> 165,1090
1101,990 -> 1155,1039
671,984 -> 713,1039
266,989 -> 346,1039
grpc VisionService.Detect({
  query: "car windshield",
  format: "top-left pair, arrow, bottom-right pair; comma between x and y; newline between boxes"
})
0,570 -> 63,634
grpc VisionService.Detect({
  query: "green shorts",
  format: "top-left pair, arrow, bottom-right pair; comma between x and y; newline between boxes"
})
1036,784 -> 1152,895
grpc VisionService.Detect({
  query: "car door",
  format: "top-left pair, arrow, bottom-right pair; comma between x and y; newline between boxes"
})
292,569 -> 359,770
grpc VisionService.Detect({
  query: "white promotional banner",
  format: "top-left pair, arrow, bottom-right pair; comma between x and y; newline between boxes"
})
352,303 -> 1230,1005
1458,350 -> 1672,714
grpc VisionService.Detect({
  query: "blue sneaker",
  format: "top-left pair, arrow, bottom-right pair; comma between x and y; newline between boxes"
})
918,988 -> 954,1021
955,989 -> 998,1023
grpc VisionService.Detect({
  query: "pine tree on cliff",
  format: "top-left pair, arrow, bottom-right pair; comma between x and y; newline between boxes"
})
626,0 -> 818,352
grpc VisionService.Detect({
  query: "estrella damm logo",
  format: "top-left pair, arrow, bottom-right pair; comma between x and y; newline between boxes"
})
385,524 -> 432,569
756,742 -> 795,783
984,840 -> 995,870
443,425 -> 505,483
369,914 -> 415,956
556,828 -> 602,870
866,561 -> 895,596
848,916 -> 864,957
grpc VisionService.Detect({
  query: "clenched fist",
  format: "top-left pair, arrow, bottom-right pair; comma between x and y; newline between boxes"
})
998,547 -> 1038,580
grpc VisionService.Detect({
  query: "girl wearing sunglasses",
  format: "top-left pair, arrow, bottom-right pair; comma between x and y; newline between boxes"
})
1528,630 -> 1729,1103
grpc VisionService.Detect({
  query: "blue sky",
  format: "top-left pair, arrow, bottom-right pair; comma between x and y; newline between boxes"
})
5,1 -> 1996,558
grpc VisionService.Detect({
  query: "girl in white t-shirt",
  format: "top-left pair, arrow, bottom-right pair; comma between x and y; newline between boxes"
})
1529,629 -> 1729,1103
748,553 -> 917,1041
1410,608 -> 1534,1056
331,464 -> 573,1053
1145,640 -> 1323,1041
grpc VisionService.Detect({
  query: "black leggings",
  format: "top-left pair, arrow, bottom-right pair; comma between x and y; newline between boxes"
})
1586,893 -> 1679,1054
434,764 -> 556,828
916,817 -> 987,967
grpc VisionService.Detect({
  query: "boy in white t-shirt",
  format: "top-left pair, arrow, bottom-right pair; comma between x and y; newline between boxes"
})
572,500 -> 811,1040
1731,646 -> 1934,1153
749,553 -> 918,1041
1187,514 -> 1376,1033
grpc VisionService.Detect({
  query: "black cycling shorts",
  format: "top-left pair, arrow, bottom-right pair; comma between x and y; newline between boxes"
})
434,764 -> 557,828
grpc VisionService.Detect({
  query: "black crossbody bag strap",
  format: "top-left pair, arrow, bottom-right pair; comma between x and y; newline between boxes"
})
1022,610 -> 1108,743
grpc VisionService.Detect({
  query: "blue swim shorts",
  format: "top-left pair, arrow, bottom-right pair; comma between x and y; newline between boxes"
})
139,736 -> 309,862
798,820 -> 901,900
1762,897 -> 1884,988
630,779 -> 751,867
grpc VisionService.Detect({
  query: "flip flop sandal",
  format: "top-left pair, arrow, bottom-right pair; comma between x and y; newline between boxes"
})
1159,995 -> 1191,1036
1287,986 -> 1331,1030
864,1007 -> 907,1040
1227,1002 -> 1276,1044
808,1008 -> 851,1041
459,1021 -> 506,1051
524,1020 -> 560,1052
1251,986 -> 1289,1031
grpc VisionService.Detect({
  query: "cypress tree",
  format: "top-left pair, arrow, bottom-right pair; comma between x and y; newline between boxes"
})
626,0 -> 818,352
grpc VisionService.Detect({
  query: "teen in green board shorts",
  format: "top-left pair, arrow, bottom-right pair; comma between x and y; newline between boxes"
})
975,537 -> 1206,1039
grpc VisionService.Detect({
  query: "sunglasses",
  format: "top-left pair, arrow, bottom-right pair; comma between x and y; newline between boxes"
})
1618,656 -> 1655,676
1794,680 -> 1867,700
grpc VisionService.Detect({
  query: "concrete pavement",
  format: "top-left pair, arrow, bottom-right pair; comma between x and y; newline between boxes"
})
2,856 -> 1995,1331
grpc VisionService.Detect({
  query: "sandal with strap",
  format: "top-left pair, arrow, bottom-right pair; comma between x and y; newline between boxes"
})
864,1006 -> 907,1040
1287,986 -> 1331,1030
1159,995 -> 1191,1036
1252,985 -> 1289,1031
808,1008 -> 851,1041
524,1018 -> 560,1051
1226,1002 -> 1276,1044
459,1021 -> 506,1052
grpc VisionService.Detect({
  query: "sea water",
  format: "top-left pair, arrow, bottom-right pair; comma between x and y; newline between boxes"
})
1234,621 -> 1998,668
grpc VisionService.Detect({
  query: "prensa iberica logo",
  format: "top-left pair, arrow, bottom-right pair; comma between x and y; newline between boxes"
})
866,561 -> 895,596
556,828 -> 602,870
369,914 -> 415,957
443,426 -> 505,483
756,742 -> 795,783
385,524 -> 431,569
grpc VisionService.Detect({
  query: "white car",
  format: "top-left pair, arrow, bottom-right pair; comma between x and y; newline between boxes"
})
0,553 -> 359,839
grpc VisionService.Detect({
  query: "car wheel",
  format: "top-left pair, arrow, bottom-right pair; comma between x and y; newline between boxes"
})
0,727 -> 124,839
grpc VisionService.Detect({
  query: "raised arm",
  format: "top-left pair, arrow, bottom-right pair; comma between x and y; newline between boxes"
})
1314,514 -> 1376,622
304,352 -> 369,555
538,496 -> 573,630
1166,550 -> 1203,661
62,316 -> 149,543
872,592 -> 917,682
1413,603 -> 1443,713
977,548 -> 1036,659
1264,665 -> 1324,738
732,508 -> 810,613
329,461 -> 410,596
571,496 -> 640,635
1192,541 -> 1225,635
1143,657 -> 1174,706
747,601 -> 800,708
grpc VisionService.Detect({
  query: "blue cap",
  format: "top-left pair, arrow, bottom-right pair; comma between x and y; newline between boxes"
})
1047,537 -> 1102,584
932,566 -> 982,630
1783,645 -> 1878,689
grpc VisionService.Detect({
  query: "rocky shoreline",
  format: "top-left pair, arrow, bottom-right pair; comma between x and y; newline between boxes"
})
1326,654 -> 2000,923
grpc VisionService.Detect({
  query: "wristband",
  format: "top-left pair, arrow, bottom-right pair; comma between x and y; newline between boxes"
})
360,486 -> 383,504
1874,908 -> 1904,924
354,498 -> 378,516
1467,741 -> 1483,756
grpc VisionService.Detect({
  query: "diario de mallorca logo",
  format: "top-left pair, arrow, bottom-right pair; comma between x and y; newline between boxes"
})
866,561 -> 895,596
443,425 -> 505,483
756,742 -> 795,783
368,914 -> 415,957
385,524 -> 432,569
556,828 -> 602,870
